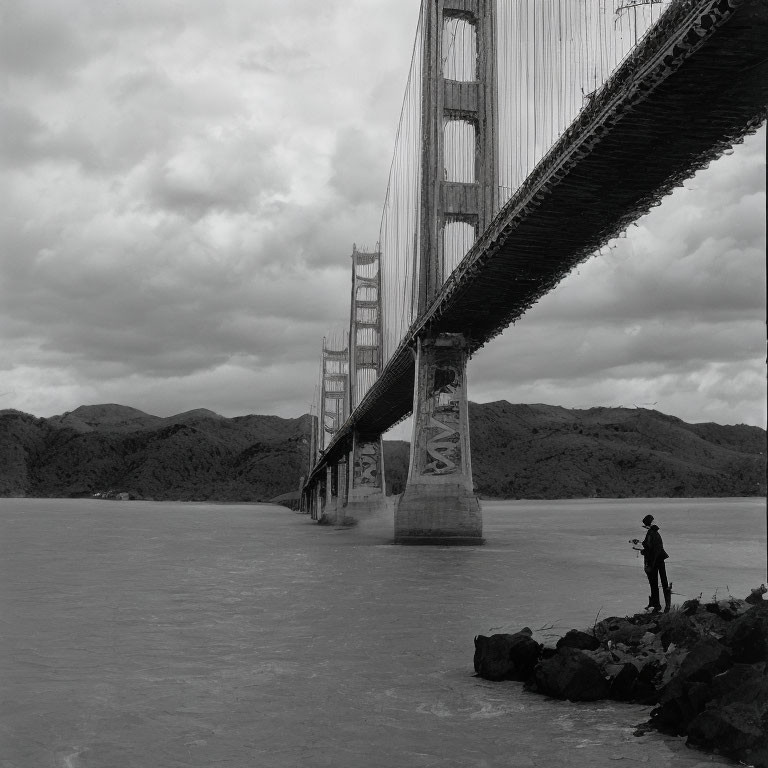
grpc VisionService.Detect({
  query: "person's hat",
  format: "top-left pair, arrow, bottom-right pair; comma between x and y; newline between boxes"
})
642,514 -> 654,526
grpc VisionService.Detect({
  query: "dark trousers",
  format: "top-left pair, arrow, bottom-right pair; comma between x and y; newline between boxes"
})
646,562 -> 669,608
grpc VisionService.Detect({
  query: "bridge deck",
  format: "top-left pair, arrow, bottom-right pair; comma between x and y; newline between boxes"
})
311,0 -> 768,479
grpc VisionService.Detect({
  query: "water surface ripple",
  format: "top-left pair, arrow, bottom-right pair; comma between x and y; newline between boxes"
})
1,497 -> 763,767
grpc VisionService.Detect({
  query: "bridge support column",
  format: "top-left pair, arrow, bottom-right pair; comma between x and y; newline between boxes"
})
319,466 -> 337,525
344,431 -> 387,522
334,457 -> 355,527
395,333 -> 482,545
313,481 -> 324,522
308,479 -> 320,520
320,461 -> 351,526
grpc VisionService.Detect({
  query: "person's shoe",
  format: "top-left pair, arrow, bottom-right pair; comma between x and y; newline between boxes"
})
644,596 -> 654,611
663,585 -> 673,613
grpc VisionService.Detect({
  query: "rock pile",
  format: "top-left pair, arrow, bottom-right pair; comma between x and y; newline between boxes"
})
474,589 -> 768,767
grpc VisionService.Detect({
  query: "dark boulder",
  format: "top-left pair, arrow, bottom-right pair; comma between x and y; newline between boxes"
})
633,676 -> 660,705
474,630 -> 542,682
674,638 -> 732,685
632,658 -> 664,704
529,647 -> 610,701
722,604 -> 768,664
687,675 -> 768,767
705,598 -> 750,621
607,662 -> 638,701
659,617 -> 701,651
638,657 -> 665,686
600,614 -> 659,639
651,639 -> 733,733
681,599 -> 699,616
556,629 -> 600,652
708,663 -> 766,701
745,585 -> 767,605
651,680 -> 712,733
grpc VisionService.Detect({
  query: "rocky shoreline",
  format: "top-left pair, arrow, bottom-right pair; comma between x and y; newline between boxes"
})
474,588 -> 768,767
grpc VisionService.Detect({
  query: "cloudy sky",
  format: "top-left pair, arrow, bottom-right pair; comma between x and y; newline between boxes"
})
1,0 -> 765,432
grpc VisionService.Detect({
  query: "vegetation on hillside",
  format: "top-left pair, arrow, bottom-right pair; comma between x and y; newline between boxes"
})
0,405 -> 312,502
0,401 -> 764,501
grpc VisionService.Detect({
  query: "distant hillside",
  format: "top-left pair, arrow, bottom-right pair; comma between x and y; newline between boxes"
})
467,402 -> 766,499
0,404 -> 312,502
0,402 -> 764,501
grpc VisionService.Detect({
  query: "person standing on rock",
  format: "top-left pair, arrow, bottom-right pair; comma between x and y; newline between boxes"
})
632,514 -> 671,613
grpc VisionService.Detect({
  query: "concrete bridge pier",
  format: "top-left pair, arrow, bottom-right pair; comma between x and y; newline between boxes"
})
344,430 -> 387,522
395,333 -> 483,545
334,457 -> 356,527
319,460 -> 355,526
311,478 -> 324,521
318,465 -> 338,525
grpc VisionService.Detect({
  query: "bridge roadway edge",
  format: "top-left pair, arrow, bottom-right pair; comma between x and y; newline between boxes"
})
308,0 -> 768,485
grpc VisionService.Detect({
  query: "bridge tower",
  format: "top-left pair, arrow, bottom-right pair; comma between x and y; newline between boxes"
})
345,245 -> 387,521
301,412 -> 319,517
319,337 -> 349,524
395,0 -> 497,544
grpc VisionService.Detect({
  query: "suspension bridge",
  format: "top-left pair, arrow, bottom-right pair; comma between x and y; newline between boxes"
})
301,0 -> 767,543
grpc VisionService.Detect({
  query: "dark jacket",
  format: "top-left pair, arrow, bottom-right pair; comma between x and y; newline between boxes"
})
641,525 -> 669,569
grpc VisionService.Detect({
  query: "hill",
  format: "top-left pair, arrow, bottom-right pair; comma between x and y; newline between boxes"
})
45,404 -> 163,433
0,402 -> 764,501
0,405 -> 312,502
467,402 -> 766,499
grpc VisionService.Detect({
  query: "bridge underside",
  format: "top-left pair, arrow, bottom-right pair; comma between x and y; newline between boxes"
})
311,0 -> 768,479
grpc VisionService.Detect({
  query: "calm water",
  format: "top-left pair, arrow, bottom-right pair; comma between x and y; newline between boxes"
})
0,497 -> 764,768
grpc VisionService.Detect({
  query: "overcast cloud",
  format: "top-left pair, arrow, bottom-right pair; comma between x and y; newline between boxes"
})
0,0 -> 765,430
